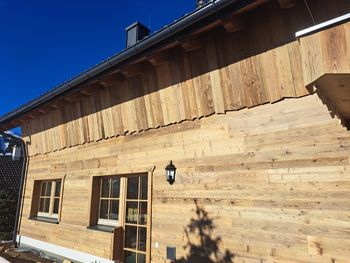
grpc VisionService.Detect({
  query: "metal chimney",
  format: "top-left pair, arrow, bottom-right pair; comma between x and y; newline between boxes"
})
125,21 -> 150,48
196,0 -> 210,8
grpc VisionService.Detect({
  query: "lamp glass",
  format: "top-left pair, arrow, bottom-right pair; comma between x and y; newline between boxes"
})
165,161 -> 176,184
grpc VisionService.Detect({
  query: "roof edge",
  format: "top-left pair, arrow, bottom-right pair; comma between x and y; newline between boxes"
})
0,0 -> 250,128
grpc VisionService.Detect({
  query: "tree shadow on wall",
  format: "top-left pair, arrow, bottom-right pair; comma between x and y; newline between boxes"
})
175,200 -> 235,263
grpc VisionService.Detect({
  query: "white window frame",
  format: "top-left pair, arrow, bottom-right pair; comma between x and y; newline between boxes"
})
37,180 -> 61,219
97,176 -> 122,227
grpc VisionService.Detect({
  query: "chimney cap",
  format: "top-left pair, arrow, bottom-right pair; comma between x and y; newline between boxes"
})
125,21 -> 148,31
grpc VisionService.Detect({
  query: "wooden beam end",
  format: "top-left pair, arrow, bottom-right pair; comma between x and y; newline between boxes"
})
278,0 -> 298,8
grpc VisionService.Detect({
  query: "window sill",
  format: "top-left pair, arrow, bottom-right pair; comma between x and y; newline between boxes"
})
29,216 -> 59,224
87,225 -> 116,233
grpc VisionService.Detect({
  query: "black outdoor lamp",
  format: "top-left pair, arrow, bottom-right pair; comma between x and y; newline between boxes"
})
165,161 -> 176,185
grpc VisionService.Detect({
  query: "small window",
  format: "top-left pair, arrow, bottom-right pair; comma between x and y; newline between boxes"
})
37,180 -> 62,219
97,177 -> 121,226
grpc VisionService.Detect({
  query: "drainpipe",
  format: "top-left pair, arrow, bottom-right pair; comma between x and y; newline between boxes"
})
0,131 -> 27,246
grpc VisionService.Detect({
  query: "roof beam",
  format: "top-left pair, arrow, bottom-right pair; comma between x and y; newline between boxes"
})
8,119 -> 23,127
19,114 -> 35,122
277,0 -> 298,8
24,109 -> 45,119
64,91 -> 86,103
180,35 -> 203,52
146,50 -> 173,66
49,98 -> 67,109
120,62 -> 151,78
36,104 -> 56,114
146,48 -> 182,66
98,72 -> 125,87
80,82 -> 105,95
0,124 -> 12,131
234,0 -> 269,14
220,14 -> 244,33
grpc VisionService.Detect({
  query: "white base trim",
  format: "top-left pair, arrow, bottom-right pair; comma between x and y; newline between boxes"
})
0,257 -> 11,263
17,235 -> 115,263
295,13 -> 350,38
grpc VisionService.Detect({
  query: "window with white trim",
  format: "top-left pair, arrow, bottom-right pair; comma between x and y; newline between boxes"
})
98,177 -> 121,226
37,180 -> 62,219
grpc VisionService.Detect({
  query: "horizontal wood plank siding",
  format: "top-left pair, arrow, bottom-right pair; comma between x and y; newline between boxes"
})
19,94 -> 350,262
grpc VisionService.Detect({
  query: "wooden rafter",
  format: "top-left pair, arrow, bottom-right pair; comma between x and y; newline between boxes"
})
120,62 -> 151,78
80,82 -> 105,95
98,72 -> 125,87
277,0 -> 298,8
50,98 -> 67,109
146,50 -> 172,66
179,35 -> 203,52
220,13 -> 244,33
64,91 -> 86,103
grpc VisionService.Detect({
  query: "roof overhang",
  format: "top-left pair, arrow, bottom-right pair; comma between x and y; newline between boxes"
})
0,0 -> 267,131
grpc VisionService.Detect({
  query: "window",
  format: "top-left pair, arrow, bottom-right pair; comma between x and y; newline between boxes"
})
37,180 -> 62,219
90,173 -> 150,263
98,177 -> 121,226
124,175 -> 148,263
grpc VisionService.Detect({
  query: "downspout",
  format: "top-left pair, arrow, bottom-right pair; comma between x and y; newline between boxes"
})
0,131 -> 27,246
13,137 -> 27,247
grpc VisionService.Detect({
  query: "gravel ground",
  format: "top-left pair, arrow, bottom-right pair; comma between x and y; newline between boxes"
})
0,243 -> 53,263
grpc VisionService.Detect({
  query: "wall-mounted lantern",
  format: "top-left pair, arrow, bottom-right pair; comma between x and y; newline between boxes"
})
165,161 -> 176,185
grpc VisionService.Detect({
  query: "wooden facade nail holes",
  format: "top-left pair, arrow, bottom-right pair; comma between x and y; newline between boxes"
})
307,236 -> 324,256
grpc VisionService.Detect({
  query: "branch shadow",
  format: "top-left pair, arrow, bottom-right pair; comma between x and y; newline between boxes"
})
175,200 -> 235,263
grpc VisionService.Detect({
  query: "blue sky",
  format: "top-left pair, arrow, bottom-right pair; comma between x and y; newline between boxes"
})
0,0 -> 194,120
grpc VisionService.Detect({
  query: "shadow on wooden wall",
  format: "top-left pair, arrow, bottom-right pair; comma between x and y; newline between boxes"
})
175,200 -> 235,263
20,0 -> 350,156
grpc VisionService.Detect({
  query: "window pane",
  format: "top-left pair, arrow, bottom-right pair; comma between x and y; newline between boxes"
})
110,200 -> 119,221
138,227 -> 147,252
55,181 -> 61,197
101,178 -> 110,198
99,200 -> 109,219
40,182 -> 46,196
39,198 -> 45,212
140,176 -> 148,200
111,178 -> 120,198
139,202 -> 147,225
138,253 -> 146,263
53,198 -> 60,214
124,250 -> 136,263
43,198 -> 50,213
127,177 -> 139,199
125,226 -> 137,249
126,201 -> 138,224
45,182 -> 52,196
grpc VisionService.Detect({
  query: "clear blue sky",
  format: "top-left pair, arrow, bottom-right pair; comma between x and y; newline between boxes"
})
0,0 -> 194,118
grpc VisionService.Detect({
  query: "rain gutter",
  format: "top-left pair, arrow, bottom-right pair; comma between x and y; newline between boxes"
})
0,0 -> 252,126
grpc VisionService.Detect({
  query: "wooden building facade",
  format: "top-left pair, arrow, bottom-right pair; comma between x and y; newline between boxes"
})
1,0 -> 350,262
